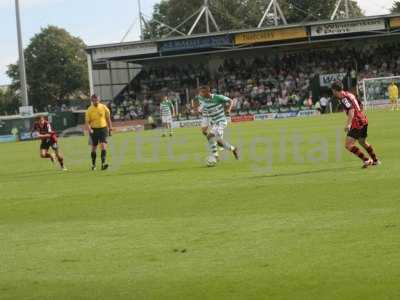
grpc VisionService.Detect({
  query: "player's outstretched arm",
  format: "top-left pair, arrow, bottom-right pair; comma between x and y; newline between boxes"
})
225,98 -> 234,115
191,98 -> 200,114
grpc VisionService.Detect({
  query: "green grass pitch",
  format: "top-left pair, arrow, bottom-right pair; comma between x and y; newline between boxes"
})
0,110 -> 399,300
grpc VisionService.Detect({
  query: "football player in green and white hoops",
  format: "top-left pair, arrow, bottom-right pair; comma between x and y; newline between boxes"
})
195,86 -> 239,163
160,95 -> 176,137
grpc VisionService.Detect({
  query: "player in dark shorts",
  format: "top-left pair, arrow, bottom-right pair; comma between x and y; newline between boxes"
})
331,81 -> 380,168
33,116 -> 67,171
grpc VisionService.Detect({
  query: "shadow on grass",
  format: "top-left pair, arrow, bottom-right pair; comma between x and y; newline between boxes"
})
0,169 -> 88,180
113,166 -> 205,177
0,169 -> 57,179
247,166 -> 354,180
1,165 -> 207,180
1,165 -> 355,182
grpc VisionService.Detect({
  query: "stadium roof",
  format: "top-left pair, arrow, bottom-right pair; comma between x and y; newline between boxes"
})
86,13 -> 400,50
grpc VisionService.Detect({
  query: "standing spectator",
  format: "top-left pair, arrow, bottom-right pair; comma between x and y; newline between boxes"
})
320,95 -> 330,114
304,95 -> 313,109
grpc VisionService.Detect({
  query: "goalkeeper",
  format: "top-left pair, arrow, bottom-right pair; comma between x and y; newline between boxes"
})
388,80 -> 399,111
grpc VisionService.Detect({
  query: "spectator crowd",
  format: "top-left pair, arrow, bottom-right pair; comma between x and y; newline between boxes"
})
119,40 -> 399,120
60,40 -> 397,121
38,40 -> 400,121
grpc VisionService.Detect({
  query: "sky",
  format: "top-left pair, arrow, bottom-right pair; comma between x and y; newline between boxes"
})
0,0 -> 396,85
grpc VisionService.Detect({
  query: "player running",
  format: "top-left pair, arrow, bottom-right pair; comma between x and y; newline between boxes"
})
196,86 -> 239,162
85,95 -> 112,171
160,95 -> 176,137
331,81 -> 380,168
33,116 -> 67,171
388,80 -> 399,111
192,93 -> 225,158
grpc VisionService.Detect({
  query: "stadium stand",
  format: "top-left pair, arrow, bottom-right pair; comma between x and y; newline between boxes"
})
102,40 -> 400,120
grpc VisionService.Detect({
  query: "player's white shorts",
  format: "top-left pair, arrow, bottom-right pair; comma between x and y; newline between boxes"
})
201,116 -> 210,128
161,115 -> 172,124
210,122 -> 227,138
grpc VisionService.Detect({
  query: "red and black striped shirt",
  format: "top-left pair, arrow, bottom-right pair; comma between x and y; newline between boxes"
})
339,91 -> 368,129
33,121 -> 58,143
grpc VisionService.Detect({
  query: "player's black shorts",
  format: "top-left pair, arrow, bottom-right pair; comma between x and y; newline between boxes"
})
90,127 -> 108,146
40,139 -> 58,151
348,125 -> 368,140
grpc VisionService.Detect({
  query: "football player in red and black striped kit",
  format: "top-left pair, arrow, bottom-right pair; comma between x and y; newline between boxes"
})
331,81 -> 380,168
33,116 -> 67,171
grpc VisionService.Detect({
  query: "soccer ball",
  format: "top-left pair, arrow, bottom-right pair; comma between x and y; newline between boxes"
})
206,155 -> 218,167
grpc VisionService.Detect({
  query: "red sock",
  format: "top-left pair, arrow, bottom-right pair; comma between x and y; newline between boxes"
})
366,145 -> 378,162
349,146 -> 368,162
